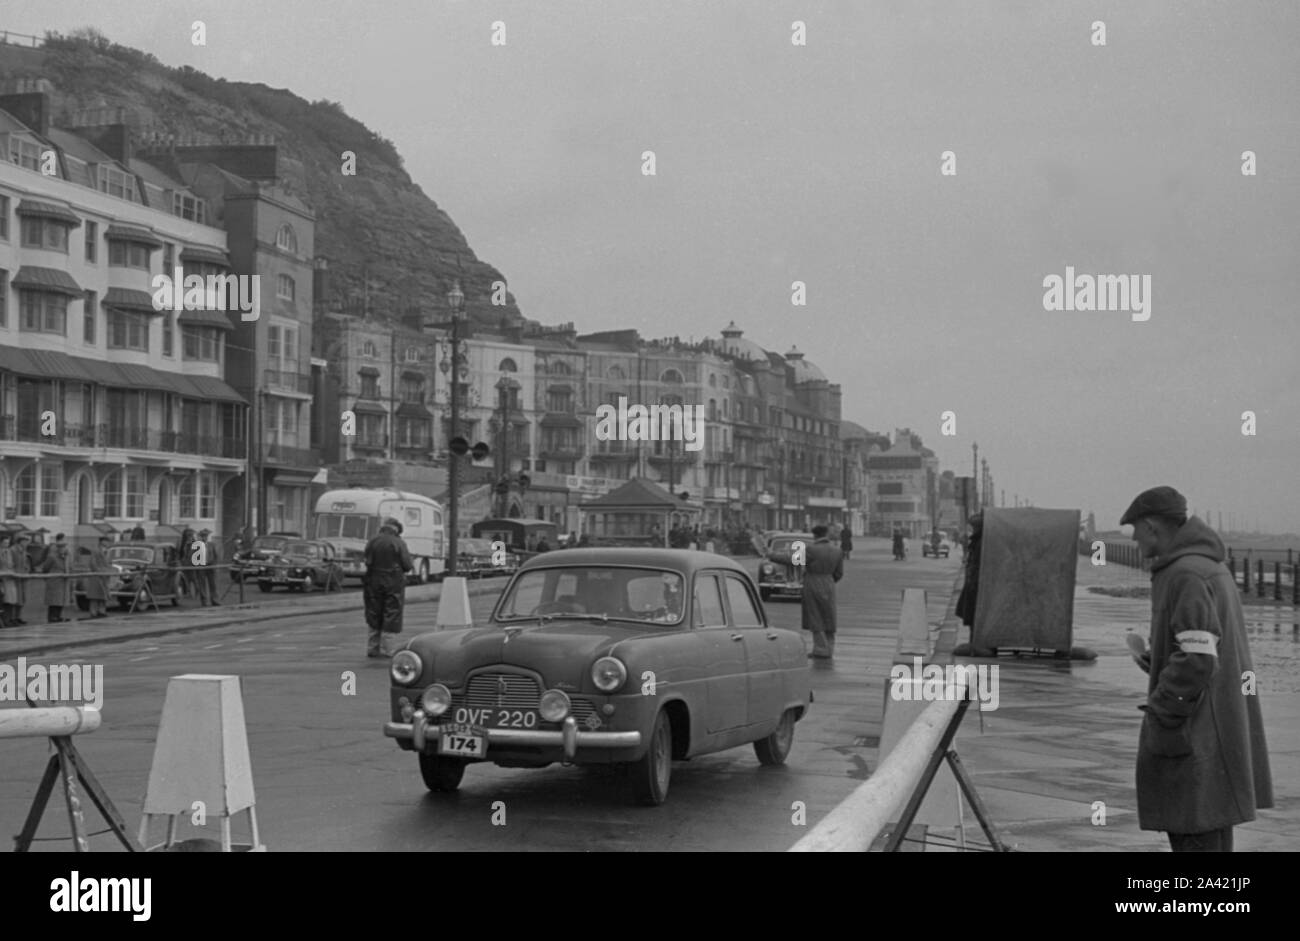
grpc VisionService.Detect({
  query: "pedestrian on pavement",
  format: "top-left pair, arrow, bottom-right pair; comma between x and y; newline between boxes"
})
27,531 -> 49,571
178,527 -> 197,600
130,522 -> 146,542
363,517 -> 413,658
839,525 -> 853,561
195,528 -> 220,606
41,534 -> 73,623
891,526 -> 906,561
6,533 -> 31,625
1122,486 -> 1273,852
802,524 -> 844,660
85,536 -> 111,619
536,537 -> 551,553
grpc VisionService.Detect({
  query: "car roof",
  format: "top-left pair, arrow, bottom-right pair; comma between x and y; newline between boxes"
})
768,532 -> 816,540
517,547 -> 748,575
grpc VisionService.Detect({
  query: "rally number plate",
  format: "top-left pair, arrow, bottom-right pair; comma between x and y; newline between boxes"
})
438,724 -> 487,758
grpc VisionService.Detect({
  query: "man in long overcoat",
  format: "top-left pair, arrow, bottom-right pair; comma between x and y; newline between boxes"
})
0,534 -> 15,627
84,536 -> 111,619
6,533 -> 32,625
1123,486 -> 1273,852
41,535 -> 74,623
363,517 -> 413,658
802,524 -> 844,659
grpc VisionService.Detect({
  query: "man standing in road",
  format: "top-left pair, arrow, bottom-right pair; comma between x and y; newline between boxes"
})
802,524 -> 844,660
1123,486 -> 1273,852
196,528 -> 220,607
364,517 -> 414,658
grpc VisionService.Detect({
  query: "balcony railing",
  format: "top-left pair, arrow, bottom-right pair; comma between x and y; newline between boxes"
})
589,448 -> 636,462
647,449 -> 699,466
539,445 -> 586,461
352,434 -> 390,451
263,368 -> 313,394
0,417 -> 245,459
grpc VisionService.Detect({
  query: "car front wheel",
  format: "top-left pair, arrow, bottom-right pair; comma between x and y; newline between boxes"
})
631,709 -> 672,806
754,709 -> 796,766
760,587 -> 771,601
419,752 -> 467,792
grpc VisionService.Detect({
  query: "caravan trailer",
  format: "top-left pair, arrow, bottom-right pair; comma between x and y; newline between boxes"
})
313,489 -> 446,583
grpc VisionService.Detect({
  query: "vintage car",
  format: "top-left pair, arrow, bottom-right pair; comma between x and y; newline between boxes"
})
256,540 -> 344,592
231,534 -> 297,583
457,537 -> 520,578
384,548 -> 813,805
76,543 -> 180,611
756,532 -> 816,601
921,531 -> 952,558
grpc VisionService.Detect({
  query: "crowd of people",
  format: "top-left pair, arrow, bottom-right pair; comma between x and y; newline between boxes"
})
0,523 -> 224,626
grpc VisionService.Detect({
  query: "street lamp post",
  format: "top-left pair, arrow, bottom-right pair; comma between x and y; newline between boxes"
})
444,281 -> 465,576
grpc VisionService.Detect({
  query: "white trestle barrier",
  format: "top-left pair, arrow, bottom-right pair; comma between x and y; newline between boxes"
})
0,705 -> 101,739
436,576 -> 474,629
140,674 -> 265,851
789,695 -> 962,852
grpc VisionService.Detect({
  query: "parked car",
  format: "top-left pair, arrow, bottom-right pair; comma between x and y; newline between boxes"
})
457,537 -> 520,578
757,532 -> 816,601
256,540 -> 344,592
384,548 -> 813,805
922,531 -> 952,558
76,543 -> 180,611
231,534 -> 297,583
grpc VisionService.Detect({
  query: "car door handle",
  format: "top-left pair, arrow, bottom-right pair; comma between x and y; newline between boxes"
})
767,633 -> 779,640
731,632 -> 744,642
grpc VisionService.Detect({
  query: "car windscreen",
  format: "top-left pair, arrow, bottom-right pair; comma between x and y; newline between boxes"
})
282,542 -> 322,558
253,537 -> 290,552
313,514 -> 375,541
107,548 -> 153,564
496,567 -> 686,626
769,538 -> 807,554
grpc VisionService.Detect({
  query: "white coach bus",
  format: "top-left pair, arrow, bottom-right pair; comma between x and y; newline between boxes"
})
312,489 -> 446,584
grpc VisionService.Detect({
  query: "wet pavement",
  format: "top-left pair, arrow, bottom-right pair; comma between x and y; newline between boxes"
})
944,556 -> 1300,852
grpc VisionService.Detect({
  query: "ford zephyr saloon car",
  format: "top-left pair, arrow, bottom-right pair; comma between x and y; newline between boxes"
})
384,548 -> 813,805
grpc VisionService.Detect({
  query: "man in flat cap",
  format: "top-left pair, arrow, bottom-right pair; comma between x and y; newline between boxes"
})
1122,486 -> 1272,851
363,517 -> 413,658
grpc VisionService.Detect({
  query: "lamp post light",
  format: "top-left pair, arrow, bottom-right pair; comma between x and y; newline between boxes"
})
446,281 -> 465,575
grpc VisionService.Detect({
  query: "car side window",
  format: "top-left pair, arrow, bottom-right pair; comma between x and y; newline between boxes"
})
692,573 -> 726,628
723,575 -> 764,628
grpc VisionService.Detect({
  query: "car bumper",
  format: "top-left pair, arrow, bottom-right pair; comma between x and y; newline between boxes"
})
384,712 -> 642,763
759,580 -> 802,594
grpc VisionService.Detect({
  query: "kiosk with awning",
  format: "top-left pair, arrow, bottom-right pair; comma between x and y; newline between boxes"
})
579,477 -> 701,547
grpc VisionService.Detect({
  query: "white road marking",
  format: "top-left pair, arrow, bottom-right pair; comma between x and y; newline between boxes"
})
129,655 -> 152,662
203,643 -> 224,650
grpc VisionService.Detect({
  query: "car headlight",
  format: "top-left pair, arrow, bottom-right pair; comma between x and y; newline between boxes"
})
591,657 -> 627,693
539,689 -> 571,722
420,683 -> 452,716
390,651 -> 423,686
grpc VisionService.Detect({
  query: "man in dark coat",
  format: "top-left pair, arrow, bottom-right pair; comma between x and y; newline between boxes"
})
802,525 -> 844,659
1123,486 -> 1273,851
364,517 -> 413,658
839,525 -> 853,561
891,526 -> 905,560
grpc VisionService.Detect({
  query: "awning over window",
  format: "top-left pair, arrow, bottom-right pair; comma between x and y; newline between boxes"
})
104,287 -> 162,314
104,224 -> 163,249
186,375 -> 247,404
351,399 -> 389,415
0,346 -> 245,404
358,366 -> 381,377
178,308 -> 235,331
179,245 -> 231,268
12,266 -> 83,296
16,199 -> 81,227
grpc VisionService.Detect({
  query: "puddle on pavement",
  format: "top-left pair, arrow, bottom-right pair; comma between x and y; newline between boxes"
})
1242,605 -> 1299,695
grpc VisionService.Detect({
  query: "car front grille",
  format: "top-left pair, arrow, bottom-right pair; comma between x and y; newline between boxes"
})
437,672 -> 597,726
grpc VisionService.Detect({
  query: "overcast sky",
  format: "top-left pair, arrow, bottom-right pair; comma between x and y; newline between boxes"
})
17,1 -> 1300,533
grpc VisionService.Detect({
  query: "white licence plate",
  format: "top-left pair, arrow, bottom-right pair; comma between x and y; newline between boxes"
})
439,724 -> 487,758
